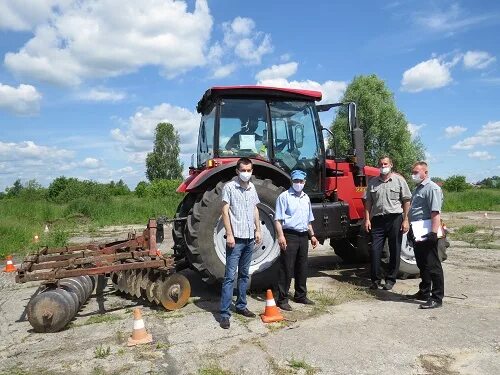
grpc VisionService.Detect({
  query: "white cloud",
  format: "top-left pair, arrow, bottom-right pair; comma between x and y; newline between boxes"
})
463,51 -> 496,70
0,83 -> 42,115
256,78 -> 347,104
468,151 -> 495,161
80,157 -> 101,169
0,140 -> 74,163
78,87 -> 126,102
255,62 -> 298,81
221,17 -> 273,65
111,103 -> 200,164
401,58 -> 452,92
407,123 -> 424,139
210,64 -> 237,79
413,4 -> 492,34
0,0 -> 67,32
4,0 -> 213,86
453,121 -> 500,150
445,125 -> 467,138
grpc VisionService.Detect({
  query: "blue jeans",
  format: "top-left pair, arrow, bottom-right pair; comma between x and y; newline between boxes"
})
220,238 -> 254,318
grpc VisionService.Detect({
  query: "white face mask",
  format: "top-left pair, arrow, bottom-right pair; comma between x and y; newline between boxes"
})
292,182 -> 305,192
411,173 -> 423,183
238,171 -> 252,182
380,167 -> 391,175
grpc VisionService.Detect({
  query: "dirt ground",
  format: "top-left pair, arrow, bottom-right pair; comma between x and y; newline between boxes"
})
1,212 -> 499,375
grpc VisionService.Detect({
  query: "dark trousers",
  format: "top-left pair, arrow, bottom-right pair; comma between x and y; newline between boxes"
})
370,214 -> 403,284
277,230 -> 309,304
414,239 -> 444,303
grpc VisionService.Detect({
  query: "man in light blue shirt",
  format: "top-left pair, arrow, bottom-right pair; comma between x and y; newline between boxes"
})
274,169 -> 318,311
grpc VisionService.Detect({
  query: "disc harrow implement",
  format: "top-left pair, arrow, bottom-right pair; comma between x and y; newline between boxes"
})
15,219 -> 191,333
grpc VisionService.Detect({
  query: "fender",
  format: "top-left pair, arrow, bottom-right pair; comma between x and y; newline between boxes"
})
177,159 -> 291,193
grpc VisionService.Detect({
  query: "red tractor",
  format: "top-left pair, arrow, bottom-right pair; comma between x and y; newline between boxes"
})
171,86 -> 419,289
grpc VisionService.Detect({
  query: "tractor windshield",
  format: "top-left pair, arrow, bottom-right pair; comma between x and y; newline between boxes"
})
218,99 -> 270,160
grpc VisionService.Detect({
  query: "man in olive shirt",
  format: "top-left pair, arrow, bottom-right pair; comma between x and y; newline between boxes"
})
364,156 -> 411,290
408,161 -> 444,309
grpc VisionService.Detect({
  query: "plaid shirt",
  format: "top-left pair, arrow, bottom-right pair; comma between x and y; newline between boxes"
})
222,177 -> 260,239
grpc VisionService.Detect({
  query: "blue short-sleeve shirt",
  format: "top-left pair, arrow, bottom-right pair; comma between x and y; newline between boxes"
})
275,188 -> 314,232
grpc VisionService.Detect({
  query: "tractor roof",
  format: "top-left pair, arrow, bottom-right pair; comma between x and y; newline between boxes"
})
196,85 -> 322,114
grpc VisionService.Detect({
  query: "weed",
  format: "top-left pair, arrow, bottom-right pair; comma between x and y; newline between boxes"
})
114,330 -> 125,344
156,341 -> 170,350
456,225 -> 477,234
117,348 -> 125,356
287,357 -> 318,374
82,314 -> 124,326
266,320 -> 292,332
198,363 -> 234,375
94,344 -> 111,359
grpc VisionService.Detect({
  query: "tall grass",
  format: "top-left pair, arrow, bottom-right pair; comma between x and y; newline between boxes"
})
0,194 -> 183,258
443,189 -> 500,212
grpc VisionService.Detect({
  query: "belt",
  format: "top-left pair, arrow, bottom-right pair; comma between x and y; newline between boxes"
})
283,228 -> 308,236
373,213 -> 402,218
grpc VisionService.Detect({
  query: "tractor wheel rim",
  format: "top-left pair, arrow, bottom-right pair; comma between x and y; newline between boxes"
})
214,203 -> 280,274
400,232 -> 417,264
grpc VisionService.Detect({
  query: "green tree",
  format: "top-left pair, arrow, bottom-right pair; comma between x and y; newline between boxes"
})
443,175 -> 469,192
146,122 -> 183,181
5,179 -> 23,197
329,75 -> 425,178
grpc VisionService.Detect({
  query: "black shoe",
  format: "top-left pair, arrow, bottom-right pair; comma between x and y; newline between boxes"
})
220,317 -> 230,329
277,302 -> 293,311
294,297 -> 315,305
235,308 -> 256,318
419,299 -> 442,309
369,281 -> 381,290
406,291 -> 431,301
383,282 -> 394,291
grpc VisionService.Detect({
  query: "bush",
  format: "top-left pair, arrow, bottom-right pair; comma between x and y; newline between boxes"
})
147,179 -> 182,198
135,181 -> 148,198
443,175 -> 469,192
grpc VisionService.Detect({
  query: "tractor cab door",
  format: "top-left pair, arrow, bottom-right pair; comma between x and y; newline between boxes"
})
270,101 -> 323,196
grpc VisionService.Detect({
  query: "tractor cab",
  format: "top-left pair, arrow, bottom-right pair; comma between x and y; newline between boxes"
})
196,86 -> 325,195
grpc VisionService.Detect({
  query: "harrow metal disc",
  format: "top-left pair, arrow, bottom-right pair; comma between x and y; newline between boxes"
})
155,273 -> 191,311
27,290 -> 72,333
60,278 -> 86,306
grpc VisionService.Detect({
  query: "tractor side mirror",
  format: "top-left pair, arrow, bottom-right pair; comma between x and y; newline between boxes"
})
294,124 -> 304,148
326,149 -> 335,159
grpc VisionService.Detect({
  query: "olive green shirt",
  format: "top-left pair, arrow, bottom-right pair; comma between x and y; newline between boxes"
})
364,173 -> 412,217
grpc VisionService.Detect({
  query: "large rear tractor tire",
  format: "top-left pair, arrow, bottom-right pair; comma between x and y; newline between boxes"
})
184,178 -> 283,290
330,228 -> 370,263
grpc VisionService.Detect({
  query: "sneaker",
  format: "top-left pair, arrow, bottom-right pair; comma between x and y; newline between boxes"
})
383,282 -> 394,291
219,317 -> 230,329
406,291 -> 431,301
235,308 -> 256,318
419,299 -> 442,309
369,281 -> 381,290
294,297 -> 315,305
277,302 -> 293,311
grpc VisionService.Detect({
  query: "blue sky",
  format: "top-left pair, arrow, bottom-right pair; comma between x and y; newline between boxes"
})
0,0 -> 499,191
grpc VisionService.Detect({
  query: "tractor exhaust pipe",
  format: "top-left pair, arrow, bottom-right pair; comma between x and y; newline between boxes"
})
347,102 -> 366,179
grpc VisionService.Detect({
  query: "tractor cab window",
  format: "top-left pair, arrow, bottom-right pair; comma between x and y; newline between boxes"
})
197,106 -> 215,167
270,101 -> 321,192
218,99 -> 269,160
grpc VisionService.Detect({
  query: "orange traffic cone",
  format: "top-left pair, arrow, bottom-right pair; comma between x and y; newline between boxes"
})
260,289 -> 284,323
3,255 -> 17,273
127,308 -> 153,346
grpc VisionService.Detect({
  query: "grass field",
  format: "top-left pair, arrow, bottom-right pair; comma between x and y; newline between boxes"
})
443,189 -> 500,212
0,195 -> 183,258
1,188 -> 499,259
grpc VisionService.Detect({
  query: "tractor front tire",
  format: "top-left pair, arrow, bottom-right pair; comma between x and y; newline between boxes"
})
184,178 -> 283,290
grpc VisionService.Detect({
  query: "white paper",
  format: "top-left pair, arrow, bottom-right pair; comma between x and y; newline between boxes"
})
239,134 -> 256,150
411,219 -> 443,242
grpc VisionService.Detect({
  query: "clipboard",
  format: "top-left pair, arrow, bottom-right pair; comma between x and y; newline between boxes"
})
410,219 -> 443,242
